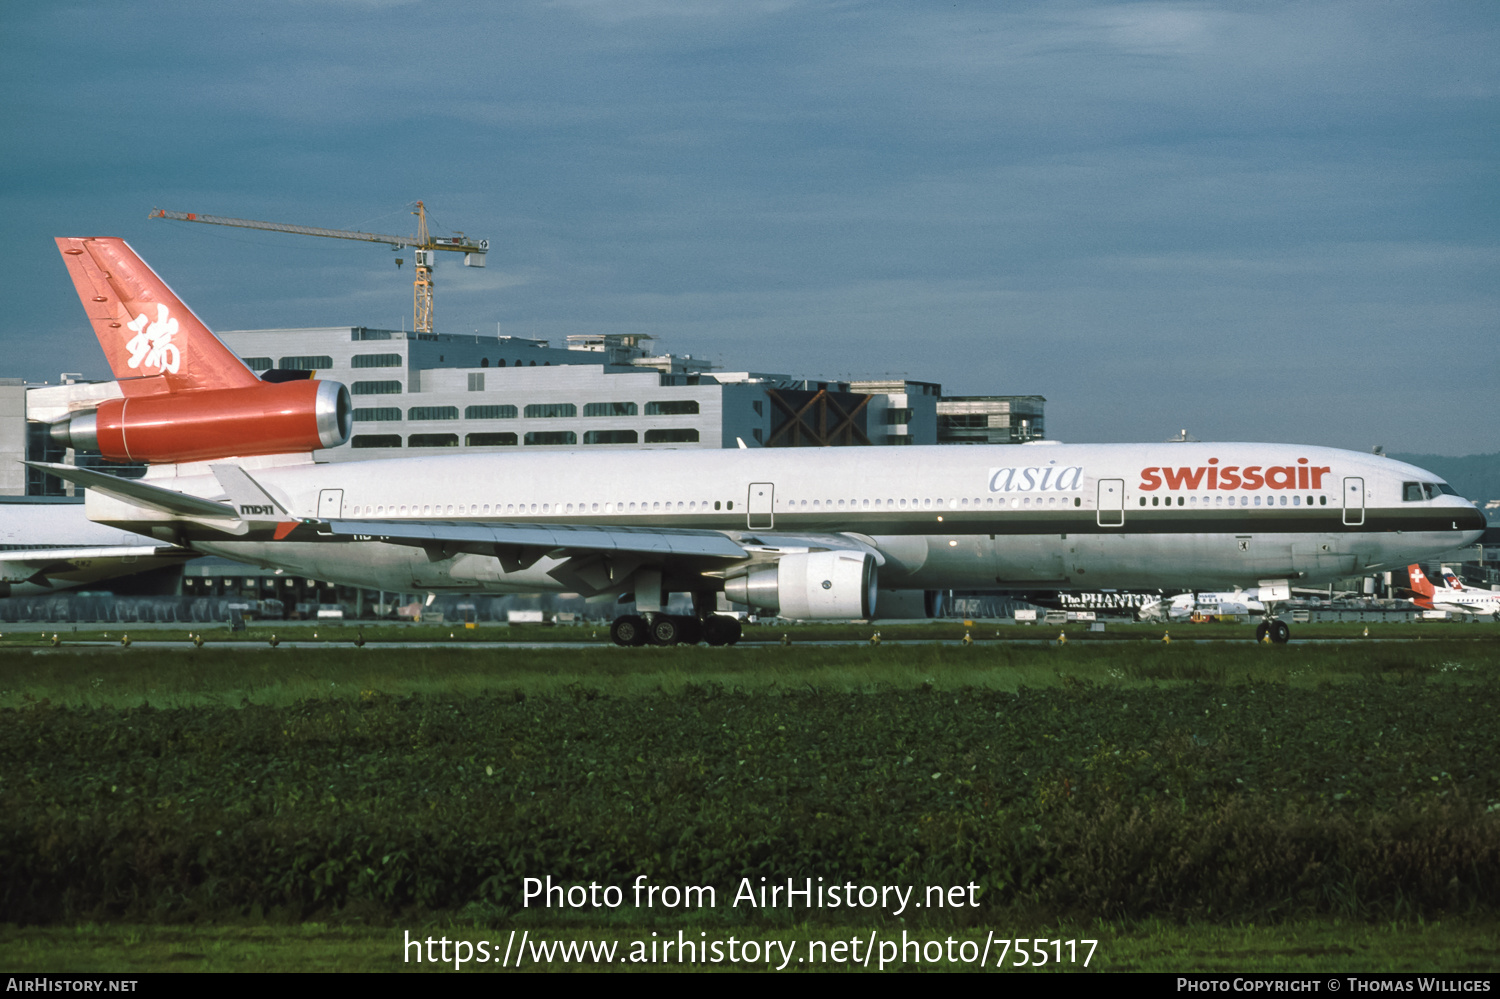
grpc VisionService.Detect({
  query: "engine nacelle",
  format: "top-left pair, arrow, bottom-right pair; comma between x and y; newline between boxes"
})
50,379 -> 352,463
724,551 -> 878,620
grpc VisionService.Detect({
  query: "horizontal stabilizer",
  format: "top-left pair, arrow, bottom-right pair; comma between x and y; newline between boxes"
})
22,461 -> 238,520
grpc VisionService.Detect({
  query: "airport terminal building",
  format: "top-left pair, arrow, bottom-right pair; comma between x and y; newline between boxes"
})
2,328 -> 1045,493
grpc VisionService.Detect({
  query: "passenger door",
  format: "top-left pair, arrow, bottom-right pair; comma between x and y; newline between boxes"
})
318,489 -> 344,519
1342,477 -> 1364,526
747,482 -> 774,530
1096,478 -> 1125,528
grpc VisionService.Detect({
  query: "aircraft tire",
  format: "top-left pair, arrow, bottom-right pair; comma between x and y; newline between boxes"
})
611,614 -> 650,647
1270,619 -> 1291,644
703,615 -> 742,646
647,615 -> 682,646
675,615 -> 704,646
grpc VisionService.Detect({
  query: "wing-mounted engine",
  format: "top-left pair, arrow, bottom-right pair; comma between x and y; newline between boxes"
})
49,379 -> 352,463
724,551 -> 879,619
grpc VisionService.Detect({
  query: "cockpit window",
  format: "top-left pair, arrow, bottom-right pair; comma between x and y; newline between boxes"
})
1423,483 -> 1437,500
1402,482 -> 1423,502
1436,483 -> 1457,496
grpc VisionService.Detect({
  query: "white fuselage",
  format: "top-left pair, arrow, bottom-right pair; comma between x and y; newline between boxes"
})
94,441 -> 1484,600
0,500 -> 191,596
1427,584 -> 1500,617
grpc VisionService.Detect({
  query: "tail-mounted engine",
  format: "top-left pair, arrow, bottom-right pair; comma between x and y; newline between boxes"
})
49,379 -> 352,463
724,551 -> 879,620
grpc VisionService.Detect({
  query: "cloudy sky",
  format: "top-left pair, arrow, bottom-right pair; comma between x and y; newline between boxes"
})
4,1 -> 1495,454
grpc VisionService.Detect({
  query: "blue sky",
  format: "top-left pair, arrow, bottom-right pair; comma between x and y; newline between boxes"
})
4,1 -> 1496,453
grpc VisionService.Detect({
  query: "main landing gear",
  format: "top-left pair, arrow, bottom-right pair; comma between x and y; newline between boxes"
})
610,613 -> 742,647
1255,618 -> 1291,644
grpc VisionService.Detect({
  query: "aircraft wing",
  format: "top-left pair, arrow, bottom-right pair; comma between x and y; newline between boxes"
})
323,518 -> 751,570
317,519 -> 884,597
0,545 -> 198,590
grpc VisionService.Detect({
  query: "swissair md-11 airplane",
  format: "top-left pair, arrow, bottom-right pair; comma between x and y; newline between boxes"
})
31,238 -> 1487,645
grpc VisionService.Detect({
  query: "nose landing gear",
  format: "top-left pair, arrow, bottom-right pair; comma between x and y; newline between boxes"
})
1255,618 -> 1291,643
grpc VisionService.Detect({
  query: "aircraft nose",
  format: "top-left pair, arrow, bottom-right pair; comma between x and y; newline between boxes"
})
1455,506 -> 1487,534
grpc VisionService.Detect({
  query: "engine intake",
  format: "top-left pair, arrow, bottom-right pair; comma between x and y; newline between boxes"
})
724,551 -> 878,620
50,379 -> 352,463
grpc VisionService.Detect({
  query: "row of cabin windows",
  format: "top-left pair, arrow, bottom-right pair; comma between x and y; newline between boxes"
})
351,499 -> 736,517
782,496 -> 1085,510
1141,495 -> 1327,507
349,429 -> 700,448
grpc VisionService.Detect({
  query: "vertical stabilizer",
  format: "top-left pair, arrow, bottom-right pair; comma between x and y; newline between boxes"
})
1406,564 -> 1436,605
55,237 -> 261,395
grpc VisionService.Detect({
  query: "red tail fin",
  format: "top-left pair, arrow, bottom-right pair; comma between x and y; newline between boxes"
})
1407,564 -> 1436,601
55,238 -> 261,395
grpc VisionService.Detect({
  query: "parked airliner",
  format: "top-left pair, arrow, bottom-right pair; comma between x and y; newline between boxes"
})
32,238 -> 1487,645
0,498 -> 196,597
1406,564 -> 1500,618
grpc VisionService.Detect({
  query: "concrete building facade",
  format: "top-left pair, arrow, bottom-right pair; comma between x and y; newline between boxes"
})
1,328 -> 1045,496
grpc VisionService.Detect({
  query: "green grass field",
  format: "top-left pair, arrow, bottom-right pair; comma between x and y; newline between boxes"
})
3,636 -> 1497,972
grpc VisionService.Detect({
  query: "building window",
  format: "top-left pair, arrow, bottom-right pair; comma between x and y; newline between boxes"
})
407,406 -> 459,421
352,381 -> 403,395
351,434 -> 402,449
466,432 -> 517,447
408,433 -> 460,448
277,355 -> 334,370
583,402 -> 638,417
352,353 -> 403,368
645,429 -> 699,444
885,434 -> 913,445
468,373 -> 485,391
524,431 -> 577,446
243,356 -> 273,372
465,404 -> 518,420
884,408 -> 914,425
645,400 -> 699,416
524,403 -> 577,419
584,430 -> 639,444
352,407 -> 401,422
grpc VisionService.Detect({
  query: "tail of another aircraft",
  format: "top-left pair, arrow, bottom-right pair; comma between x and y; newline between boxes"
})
55,237 -> 262,395
1440,567 -> 1466,591
1406,564 -> 1436,606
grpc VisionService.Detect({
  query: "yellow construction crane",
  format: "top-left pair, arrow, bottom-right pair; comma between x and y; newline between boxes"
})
150,202 -> 487,334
